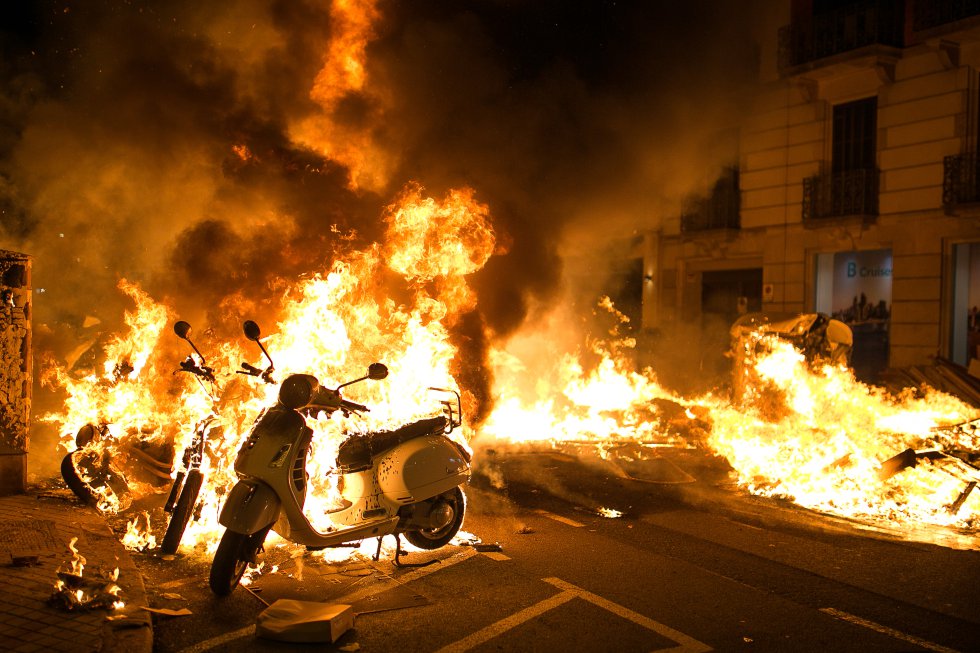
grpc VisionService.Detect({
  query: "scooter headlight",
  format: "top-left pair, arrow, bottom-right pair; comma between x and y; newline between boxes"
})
278,374 -> 318,409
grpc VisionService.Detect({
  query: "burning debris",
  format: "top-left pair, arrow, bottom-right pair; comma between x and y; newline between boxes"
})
121,511 -> 157,552
50,538 -> 124,612
597,507 -> 623,518
708,324 -> 980,532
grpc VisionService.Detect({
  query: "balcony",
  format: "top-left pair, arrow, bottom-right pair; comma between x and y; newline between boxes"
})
943,153 -> 980,210
680,167 -> 740,234
778,0 -> 904,72
802,168 -> 879,224
913,0 -> 980,32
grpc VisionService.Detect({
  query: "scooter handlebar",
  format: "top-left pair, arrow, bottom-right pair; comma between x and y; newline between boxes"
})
278,373 -> 371,414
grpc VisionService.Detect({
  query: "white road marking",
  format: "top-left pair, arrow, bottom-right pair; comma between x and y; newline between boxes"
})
481,551 -> 510,561
534,509 -> 584,527
820,608 -> 962,653
180,548 -> 477,653
433,591 -> 578,653
341,548 -> 477,604
434,576 -> 712,653
544,578 -> 712,653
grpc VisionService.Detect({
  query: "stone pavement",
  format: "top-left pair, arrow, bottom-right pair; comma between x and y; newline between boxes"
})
0,487 -> 152,653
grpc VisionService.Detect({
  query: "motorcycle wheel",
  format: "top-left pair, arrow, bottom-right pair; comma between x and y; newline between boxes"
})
61,450 -> 97,505
209,527 -> 268,596
61,449 -> 130,508
160,470 -> 203,555
404,487 -> 465,550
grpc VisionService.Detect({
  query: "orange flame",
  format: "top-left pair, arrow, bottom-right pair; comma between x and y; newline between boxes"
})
295,0 -> 389,190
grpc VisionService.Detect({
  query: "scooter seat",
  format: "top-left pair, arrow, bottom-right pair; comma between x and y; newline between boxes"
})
337,416 -> 448,472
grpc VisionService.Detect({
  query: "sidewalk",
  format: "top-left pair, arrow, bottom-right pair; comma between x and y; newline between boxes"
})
0,486 -> 152,653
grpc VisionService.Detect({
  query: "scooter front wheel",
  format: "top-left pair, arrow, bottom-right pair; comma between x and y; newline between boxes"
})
160,469 -> 203,555
404,487 -> 465,550
209,527 -> 268,596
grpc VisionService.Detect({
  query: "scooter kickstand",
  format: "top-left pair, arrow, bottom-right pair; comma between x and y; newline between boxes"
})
373,536 -> 384,562
392,534 -> 439,569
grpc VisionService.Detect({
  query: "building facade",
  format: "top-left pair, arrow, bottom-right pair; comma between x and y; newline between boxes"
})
641,0 -> 980,382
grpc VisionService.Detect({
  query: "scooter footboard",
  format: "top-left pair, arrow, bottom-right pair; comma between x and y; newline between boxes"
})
218,480 -> 281,535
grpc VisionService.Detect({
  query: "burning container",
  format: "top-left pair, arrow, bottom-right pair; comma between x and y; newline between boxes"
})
730,311 -> 852,407
0,250 -> 31,495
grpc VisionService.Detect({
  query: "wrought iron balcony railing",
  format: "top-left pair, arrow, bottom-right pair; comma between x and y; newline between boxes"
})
778,0 -> 904,70
913,0 -> 980,32
680,167 -> 740,233
943,153 -> 980,208
802,168 -> 879,222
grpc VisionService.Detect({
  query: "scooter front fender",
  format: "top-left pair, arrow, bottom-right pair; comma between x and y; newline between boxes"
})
218,479 -> 281,535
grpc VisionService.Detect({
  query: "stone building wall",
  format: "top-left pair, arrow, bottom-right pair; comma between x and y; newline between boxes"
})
0,250 -> 31,495
645,14 -> 980,376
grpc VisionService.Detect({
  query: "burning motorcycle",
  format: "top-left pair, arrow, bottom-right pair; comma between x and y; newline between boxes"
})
59,362 -> 173,511
161,319 -> 275,554
208,321 -> 470,596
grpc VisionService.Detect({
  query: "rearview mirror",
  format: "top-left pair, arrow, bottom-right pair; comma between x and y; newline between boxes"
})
174,321 -> 192,340
243,320 -> 261,341
368,363 -> 388,380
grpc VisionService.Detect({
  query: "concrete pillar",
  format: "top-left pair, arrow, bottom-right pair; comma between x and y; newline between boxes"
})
0,250 -> 31,495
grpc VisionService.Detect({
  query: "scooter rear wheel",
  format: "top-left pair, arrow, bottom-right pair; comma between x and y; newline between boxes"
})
404,487 -> 465,550
160,470 -> 203,555
209,527 -> 268,596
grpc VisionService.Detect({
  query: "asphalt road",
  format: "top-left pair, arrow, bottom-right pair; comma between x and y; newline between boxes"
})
117,448 -> 980,653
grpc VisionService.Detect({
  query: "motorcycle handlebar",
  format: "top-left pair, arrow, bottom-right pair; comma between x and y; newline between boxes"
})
308,387 -> 369,414
179,357 -> 216,383
239,362 -> 262,376
340,399 -> 369,413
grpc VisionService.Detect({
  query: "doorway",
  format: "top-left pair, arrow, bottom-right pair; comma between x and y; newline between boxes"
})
700,268 -> 763,381
951,242 -> 980,368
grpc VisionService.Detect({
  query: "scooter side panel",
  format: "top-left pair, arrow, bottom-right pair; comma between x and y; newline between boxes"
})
376,435 -> 470,503
218,480 -> 281,535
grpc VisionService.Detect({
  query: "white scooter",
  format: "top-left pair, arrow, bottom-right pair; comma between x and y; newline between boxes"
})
208,321 -> 471,596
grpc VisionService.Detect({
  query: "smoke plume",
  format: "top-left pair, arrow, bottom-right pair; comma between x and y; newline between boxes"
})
0,0 -> 773,437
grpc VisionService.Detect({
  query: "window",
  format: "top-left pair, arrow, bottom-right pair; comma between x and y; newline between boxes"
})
832,96 -> 877,173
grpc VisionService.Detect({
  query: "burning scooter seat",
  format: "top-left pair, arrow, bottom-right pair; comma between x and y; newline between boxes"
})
336,416 -> 450,473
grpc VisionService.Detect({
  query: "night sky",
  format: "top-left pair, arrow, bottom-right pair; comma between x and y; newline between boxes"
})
0,0 -> 771,342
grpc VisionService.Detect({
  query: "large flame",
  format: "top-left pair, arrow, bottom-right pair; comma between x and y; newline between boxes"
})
705,337 -> 979,531
47,243 -> 980,555
38,2 -> 978,557
294,0 -> 390,190
45,183 -> 493,552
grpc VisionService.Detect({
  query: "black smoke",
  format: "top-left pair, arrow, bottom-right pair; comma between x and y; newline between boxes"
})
0,0 -> 773,425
